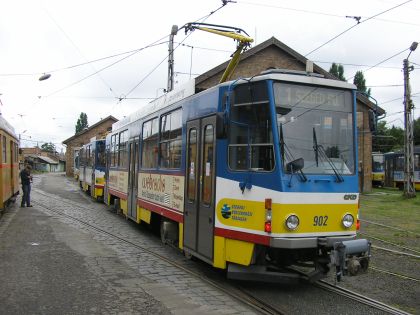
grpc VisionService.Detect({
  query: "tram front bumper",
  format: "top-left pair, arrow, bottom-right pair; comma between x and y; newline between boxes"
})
270,235 -> 357,249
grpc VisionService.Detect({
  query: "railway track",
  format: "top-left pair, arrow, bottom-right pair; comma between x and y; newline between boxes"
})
32,189 -> 285,315
360,219 -> 420,237
316,281 -> 412,315
370,266 -> 420,283
358,231 -> 420,256
32,188 -> 410,315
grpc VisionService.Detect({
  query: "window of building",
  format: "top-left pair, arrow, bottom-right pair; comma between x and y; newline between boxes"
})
160,109 -> 182,169
142,118 -> 158,168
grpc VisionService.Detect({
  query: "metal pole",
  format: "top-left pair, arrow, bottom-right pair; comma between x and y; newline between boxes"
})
167,25 -> 178,92
403,58 -> 416,198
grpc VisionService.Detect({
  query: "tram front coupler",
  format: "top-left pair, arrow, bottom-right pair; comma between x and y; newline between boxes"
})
330,239 -> 371,282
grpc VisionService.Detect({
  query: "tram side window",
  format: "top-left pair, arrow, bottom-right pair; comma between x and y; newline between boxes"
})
97,142 -> 106,168
2,136 -> 6,163
160,109 -> 182,169
14,143 -> 18,162
110,134 -> 118,167
142,118 -> 158,168
79,148 -> 85,167
87,145 -> 93,167
118,130 -> 128,169
228,82 -> 274,171
187,128 -> 197,202
395,156 -> 404,171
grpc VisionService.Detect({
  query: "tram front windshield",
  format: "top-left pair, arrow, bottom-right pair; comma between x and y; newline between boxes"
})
372,154 -> 384,172
274,82 -> 355,175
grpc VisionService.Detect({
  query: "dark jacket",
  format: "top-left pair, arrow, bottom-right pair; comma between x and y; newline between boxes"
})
20,169 -> 31,185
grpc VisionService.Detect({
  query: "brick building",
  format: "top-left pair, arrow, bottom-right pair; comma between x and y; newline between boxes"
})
195,37 -> 385,192
62,116 -> 117,177
20,147 -> 65,172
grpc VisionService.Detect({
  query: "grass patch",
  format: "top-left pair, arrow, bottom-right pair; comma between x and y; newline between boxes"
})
360,187 -> 420,251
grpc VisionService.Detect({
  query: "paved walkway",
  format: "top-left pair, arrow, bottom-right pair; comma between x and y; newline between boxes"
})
0,202 -> 170,314
0,173 -> 256,315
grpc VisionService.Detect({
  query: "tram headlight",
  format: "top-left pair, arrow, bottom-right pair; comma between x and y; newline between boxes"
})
342,213 -> 354,228
285,214 -> 299,230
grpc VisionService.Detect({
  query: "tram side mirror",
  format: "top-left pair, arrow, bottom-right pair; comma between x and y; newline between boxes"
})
368,110 -> 377,133
216,112 -> 227,139
286,158 -> 304,173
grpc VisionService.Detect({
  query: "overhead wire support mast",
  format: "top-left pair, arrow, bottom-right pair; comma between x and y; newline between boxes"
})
403,41 -> 418,198
184,22 -> 253,83
167,25 -> 179,92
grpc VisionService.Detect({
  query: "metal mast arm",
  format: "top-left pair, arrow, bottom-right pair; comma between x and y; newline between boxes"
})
184,22 -> 253,83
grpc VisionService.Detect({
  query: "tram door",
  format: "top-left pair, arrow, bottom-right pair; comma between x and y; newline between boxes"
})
184,116 -> 216,261
127,138 -> 139,220
10,140 -> 15,194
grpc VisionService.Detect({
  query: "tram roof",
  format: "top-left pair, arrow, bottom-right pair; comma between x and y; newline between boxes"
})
195,36 -> 385,116
0,114 -> 18,140
384,146 -> 420,156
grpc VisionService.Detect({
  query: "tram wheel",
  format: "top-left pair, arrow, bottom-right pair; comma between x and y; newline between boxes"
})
183,250 -> 193,260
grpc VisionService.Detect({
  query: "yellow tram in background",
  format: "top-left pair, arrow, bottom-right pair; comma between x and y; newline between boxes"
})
371,152 -> 385,187
0,115 -> 19,214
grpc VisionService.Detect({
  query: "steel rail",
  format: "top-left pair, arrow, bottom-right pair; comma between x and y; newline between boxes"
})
32,188 -> 410,315
359,219 -> 420,236
370,266 -> 420,283
372,245 -> 420,259
316,280 -> 412,315
32,190 -> 285,315
358,232 -> 420,255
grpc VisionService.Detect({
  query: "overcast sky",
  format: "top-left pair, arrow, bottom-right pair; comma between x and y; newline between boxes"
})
0,0 -> 419,152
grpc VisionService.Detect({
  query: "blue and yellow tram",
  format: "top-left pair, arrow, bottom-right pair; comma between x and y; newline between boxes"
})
0,115 -> 19,214
79,139 -> 106,201
372,152 -> 385,187
384,147 -> 420,190
100,69 -> 370,281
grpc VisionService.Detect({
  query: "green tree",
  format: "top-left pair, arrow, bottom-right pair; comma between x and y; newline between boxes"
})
414,117 -> 420,146
75,112 -> 89,134
41,142 -> 56,153
353,71 -> 371,96
372,121 -> 404,152
329,63 -> 346,81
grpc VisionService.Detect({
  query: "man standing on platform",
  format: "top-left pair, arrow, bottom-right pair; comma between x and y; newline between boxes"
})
20,165 -> 33,207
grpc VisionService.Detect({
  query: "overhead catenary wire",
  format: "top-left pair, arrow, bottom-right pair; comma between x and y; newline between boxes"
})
346,47 -> 410,81
0,40 -> 411,81
120,0 -> 232,100
41,4 -> 118,98
238,0 -> 420,26
305,0 -> 414,56
380,91 -> 420,105
45,40 -> 169,98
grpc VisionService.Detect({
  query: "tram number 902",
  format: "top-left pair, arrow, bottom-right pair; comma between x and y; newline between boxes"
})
313,215 -> 328,226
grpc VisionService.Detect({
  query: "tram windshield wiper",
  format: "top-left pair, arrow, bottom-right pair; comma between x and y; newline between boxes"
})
312,127 -> 344,183
280,124 -> 307,182
313,127 -> 319,167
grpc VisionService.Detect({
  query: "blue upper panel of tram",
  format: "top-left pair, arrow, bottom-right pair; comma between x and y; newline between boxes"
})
178,79 -> 359,194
